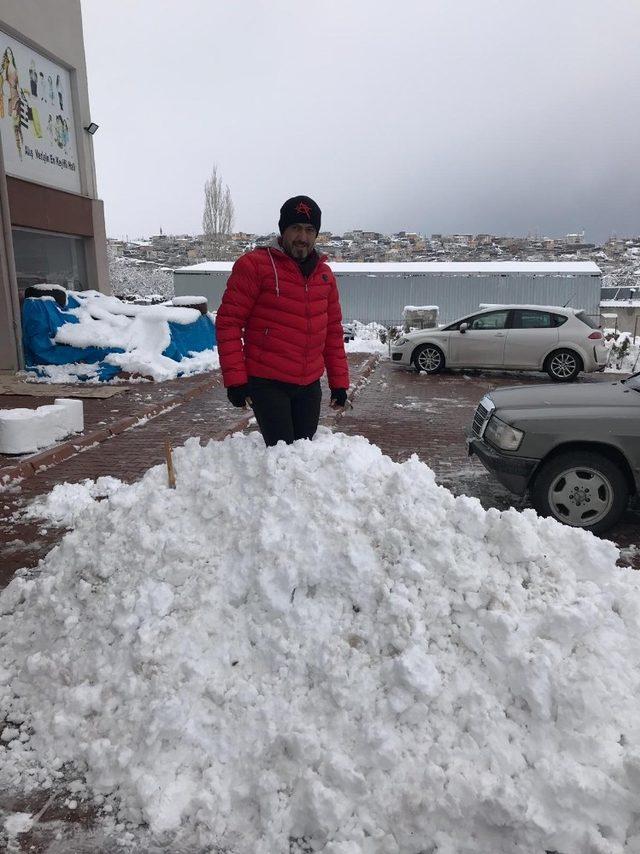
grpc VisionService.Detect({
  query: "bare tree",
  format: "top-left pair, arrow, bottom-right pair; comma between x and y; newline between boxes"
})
202,165 -> 235,258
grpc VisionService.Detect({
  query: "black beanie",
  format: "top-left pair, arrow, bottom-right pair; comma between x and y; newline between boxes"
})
278,195 -> 321,235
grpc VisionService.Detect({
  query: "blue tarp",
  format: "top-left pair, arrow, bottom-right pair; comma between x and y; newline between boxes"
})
22,297 -> 123,380
21,296 -> 217,381
165,315 -> 216,360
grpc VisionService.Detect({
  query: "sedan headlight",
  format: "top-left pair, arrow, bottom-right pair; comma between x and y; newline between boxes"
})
483,415 -> 524,451
393,337 -> 409,347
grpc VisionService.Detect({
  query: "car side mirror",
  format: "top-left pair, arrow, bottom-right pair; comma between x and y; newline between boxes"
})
459,322 -> 469,334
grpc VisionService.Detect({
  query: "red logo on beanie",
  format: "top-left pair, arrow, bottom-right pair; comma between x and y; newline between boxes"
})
295,201 -> 312,220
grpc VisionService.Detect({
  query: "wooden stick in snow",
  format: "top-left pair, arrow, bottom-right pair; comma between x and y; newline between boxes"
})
164,439 -> 176,489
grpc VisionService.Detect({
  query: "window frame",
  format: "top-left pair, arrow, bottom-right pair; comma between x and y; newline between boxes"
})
447,309 -> 513,332
511,309 -> 556,330
12,226 -> 89,294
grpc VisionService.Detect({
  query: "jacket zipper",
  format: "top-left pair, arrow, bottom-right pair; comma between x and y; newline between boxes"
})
272,248 -> 317,381
285,251 -> 310,380
302,267 -> 310,382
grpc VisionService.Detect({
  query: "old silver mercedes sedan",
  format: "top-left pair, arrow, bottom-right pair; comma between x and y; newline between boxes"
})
468,373 -> 640,534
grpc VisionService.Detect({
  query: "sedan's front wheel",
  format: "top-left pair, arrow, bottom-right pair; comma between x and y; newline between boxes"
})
531,450 -> 629,534
412,344 -> 445,374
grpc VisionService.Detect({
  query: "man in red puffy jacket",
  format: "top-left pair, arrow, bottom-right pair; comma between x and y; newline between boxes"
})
216,195 -> 350,446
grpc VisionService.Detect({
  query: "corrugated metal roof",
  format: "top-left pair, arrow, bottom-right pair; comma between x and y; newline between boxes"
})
175,260 -> 601,275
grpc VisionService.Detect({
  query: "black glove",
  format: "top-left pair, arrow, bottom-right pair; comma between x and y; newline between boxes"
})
227,384 -> 250,407
330,388 -> 348,407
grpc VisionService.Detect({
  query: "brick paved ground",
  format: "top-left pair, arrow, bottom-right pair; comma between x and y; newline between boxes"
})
0,355 -> 638,852
0,372 -> 223,477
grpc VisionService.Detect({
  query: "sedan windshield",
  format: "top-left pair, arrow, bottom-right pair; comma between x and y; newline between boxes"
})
622,373 -> 640,391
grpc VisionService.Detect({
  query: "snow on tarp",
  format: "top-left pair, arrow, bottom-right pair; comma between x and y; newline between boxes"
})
1,431 -> 640,853
171,295 -> 208,308
21,295 -> 122,381
21,290 -> 218,383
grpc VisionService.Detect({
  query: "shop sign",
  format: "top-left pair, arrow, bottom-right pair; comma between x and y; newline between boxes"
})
0,30 -> 81,193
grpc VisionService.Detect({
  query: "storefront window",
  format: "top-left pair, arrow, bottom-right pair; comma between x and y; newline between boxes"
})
12,228 -> 88,293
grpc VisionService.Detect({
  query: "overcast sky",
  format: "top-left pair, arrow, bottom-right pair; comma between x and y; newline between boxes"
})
81,0 -> 640,243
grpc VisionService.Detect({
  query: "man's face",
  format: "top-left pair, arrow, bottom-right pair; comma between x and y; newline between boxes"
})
281,223 -> 317,260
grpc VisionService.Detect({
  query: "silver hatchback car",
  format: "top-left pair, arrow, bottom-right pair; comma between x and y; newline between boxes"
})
391,304 -> 608,382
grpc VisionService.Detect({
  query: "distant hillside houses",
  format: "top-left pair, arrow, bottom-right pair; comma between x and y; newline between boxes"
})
108,230 -> 640,292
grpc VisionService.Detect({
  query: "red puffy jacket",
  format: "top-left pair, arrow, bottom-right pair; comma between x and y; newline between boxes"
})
216,246 -> 350,389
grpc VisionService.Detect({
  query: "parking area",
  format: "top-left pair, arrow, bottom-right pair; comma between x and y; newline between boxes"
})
334,359 -> 640,567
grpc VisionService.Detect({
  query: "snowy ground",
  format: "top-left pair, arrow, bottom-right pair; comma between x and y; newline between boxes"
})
2,431 -> 640,853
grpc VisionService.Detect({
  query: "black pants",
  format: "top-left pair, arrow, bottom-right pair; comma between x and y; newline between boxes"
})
248,376 -> 322,447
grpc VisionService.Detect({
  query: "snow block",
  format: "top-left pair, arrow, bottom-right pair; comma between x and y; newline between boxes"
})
53,398 -> 85,432
0,409 -> 51,454
0,400 -> 84,455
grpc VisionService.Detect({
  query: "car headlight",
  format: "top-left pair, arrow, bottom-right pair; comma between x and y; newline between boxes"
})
483,415 -> 524,451
393,337 -> 409,347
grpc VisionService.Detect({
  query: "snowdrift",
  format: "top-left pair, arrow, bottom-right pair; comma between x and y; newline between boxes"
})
2,431 -> 640,854
21,289 -> 218,382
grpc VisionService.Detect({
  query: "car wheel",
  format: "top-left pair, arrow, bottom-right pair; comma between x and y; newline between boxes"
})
412,344 -> 445,374
531,450 -> 629,534
545,349 -> 583,382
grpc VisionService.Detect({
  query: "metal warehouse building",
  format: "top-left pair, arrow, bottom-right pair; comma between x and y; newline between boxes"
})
173,261 -> 602,325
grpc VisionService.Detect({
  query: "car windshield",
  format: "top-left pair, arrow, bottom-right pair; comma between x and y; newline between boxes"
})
621,373 -> 640,391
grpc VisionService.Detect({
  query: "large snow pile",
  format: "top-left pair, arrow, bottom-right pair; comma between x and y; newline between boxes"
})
2,431 -> 640,853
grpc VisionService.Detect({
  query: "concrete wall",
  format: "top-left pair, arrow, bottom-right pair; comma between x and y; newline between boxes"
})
174,270 -> 603,326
